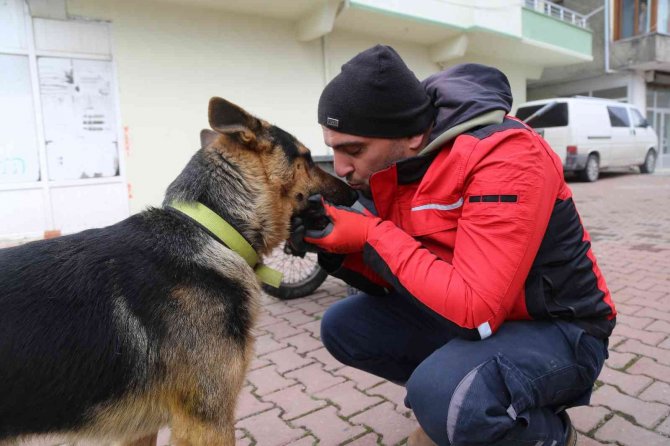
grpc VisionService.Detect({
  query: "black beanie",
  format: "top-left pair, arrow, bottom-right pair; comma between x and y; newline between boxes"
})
318,45 -> 435,138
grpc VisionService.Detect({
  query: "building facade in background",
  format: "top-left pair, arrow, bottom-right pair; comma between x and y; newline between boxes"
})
529,0 -> 670,170
0,0 -> 592,239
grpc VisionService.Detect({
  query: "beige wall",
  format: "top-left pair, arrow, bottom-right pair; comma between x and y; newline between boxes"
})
65,0 -> 535,214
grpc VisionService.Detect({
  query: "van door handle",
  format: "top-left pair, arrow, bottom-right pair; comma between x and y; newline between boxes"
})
587,136 -> 611,140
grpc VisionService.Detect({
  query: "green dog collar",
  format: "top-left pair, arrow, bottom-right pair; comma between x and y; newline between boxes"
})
168,201 -> 283,288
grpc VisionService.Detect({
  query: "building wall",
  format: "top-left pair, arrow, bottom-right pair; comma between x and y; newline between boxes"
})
531,0 -> 606,85
65,0 -> 537,214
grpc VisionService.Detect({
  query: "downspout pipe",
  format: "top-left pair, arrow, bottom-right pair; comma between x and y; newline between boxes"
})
604,0 -> 617,73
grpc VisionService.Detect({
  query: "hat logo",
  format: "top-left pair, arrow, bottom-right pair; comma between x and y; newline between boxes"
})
326,117 -> 339,128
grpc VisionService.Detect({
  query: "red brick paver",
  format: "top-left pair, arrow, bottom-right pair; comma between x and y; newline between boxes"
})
16,172 -> 670,445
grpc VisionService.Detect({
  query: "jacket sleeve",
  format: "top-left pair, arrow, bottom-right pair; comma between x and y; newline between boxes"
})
318,252 -> 391,296
362,131 -> 561,339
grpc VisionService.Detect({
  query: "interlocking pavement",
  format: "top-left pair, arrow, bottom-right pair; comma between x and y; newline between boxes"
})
224,172 -> 670,446
9,171 -> 670,445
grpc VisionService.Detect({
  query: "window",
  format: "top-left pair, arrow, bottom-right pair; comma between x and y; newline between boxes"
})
660,0 -> 669,33
631,108 -> 648,127
615,0 -> 655,39
515,103 -> 569,128
608,106 -> 631,127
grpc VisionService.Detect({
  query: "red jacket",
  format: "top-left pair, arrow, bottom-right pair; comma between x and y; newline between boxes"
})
325,117 -> 616,340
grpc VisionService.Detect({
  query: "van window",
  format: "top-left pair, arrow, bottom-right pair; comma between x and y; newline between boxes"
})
515,103 -> 568,128
630,108 -> 647,127
607,106 -> 630,127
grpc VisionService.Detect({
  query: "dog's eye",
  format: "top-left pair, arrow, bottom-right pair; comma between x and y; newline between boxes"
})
295,193 -> 304,201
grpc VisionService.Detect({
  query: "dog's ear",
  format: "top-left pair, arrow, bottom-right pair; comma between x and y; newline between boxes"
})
208,97 -> 260,146
200,129 -> 218,148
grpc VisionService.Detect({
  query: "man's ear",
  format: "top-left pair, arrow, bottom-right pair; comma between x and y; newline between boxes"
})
407,133 -> 426,153
200,129 -> 218,148
208,97 -> 260,144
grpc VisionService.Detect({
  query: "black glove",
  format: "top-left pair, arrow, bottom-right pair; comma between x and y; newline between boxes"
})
286,195 -> 334,256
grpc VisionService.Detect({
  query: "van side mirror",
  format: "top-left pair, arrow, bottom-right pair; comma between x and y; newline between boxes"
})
641,119 -> 650,128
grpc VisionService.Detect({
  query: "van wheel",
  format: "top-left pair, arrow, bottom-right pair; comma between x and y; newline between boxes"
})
579,154 -> 599,182
640,149 -> 657,174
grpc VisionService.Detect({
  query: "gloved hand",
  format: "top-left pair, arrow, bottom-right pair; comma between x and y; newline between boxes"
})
286,194 -> 333,256
303,195 -> 382,254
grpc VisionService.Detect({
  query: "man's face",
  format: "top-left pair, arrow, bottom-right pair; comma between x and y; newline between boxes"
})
323,127 -> 420,196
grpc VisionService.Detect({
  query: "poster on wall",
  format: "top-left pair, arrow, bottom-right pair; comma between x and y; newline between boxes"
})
0,54 -> 41,184
38,57 -> 119,181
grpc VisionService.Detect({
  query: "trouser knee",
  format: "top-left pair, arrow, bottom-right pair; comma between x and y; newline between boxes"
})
407,355 -> 534,445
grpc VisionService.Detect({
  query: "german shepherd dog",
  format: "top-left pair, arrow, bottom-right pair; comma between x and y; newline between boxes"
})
0,98 -> 353,445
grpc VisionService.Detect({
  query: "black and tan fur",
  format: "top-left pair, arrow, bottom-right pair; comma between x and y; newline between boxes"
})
0,98 -> 353,445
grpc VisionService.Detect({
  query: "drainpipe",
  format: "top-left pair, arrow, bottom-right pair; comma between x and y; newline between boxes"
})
604,0 -> 617,73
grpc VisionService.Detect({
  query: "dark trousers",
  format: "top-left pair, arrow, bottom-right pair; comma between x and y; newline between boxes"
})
320,292 -> 608,446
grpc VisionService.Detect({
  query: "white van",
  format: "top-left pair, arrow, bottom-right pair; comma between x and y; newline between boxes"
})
515,98 -> 658,182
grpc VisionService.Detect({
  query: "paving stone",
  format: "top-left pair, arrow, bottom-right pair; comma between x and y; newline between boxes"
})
590,384 -> 670,428
299,319 -> 322,338
285,363 -> 347,393
349,401 -> 416,446
658,414 -> 670,436
261,346 -> 314,373
616,339 -> 670,366
157,427 -> 171,446
236,384 -> 274,420
366,381 -> 409,414
292,405 -> 365,445
646,319 -> 670,334
616,313 -> 654,329
598,365 -> 653,395
262,384 -> 327,420
249,356 -> 271,371
334,366 -> 386,391
290,436 -> 318,446
246,365 -> 297,396
262,320 -> 306,340
638,307 -> 670,323
289,299 -> 327,315
628,357 -> 670,383
640,381 -> 670,405
574,434 -> 612,446
567,405 -> 611,433
605,350 -> 637,370
254,333 -> 287,356
280,310 -> 314,326
256,310 -> 283,328
343,433 -> 381,445
594,414 -> 670,446
237,408 -> 306,446
264,301 -> 300,316
659,336 -> 670,349
315,381 -> 384,417
283,332 -> 323,354
612,324 -> 667,346
308,347 -> 344,371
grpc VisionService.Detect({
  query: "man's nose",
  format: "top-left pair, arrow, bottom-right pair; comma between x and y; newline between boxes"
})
333,151 -> 354,179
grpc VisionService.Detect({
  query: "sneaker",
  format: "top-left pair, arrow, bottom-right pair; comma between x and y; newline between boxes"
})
407,426 -> 437,446
558,411 -> 577,446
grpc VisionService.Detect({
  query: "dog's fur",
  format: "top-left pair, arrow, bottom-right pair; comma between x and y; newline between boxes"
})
0,98 -> 353,445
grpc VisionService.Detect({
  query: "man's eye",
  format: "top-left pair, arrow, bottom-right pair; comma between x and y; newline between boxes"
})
345,147 -> 363,156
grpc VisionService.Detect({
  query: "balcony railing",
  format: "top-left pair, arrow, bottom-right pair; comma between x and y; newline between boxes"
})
524,0 -> 588,29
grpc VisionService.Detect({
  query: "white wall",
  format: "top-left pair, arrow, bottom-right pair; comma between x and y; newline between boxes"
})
65,0 -> 530,214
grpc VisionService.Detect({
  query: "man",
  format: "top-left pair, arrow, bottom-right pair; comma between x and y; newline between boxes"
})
298,45 -> 614,446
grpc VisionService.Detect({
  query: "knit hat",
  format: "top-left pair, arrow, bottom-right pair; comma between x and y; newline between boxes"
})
318,45 -> 435,138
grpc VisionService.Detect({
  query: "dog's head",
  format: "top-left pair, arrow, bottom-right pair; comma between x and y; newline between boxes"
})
167,97 -> 354,255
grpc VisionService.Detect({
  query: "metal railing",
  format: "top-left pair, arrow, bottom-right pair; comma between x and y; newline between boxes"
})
523,0 -> 588,29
